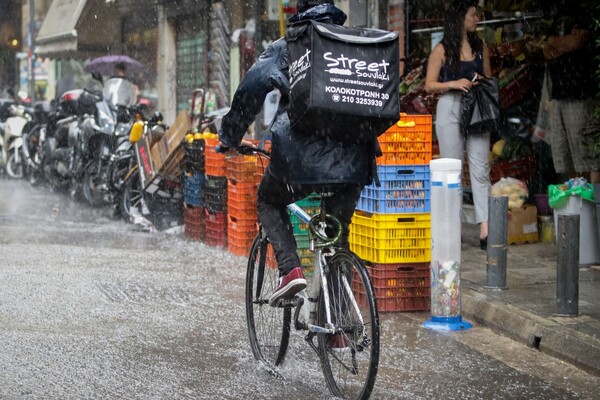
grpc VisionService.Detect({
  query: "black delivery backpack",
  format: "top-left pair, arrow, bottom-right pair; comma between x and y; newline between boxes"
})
286,20 -> 400,143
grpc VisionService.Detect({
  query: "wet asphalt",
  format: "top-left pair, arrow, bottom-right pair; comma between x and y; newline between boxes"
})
0,178 -> 598,399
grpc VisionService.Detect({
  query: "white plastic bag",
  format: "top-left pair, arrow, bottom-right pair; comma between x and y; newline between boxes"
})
532,69 -> 552,144
490,177 -> 529,209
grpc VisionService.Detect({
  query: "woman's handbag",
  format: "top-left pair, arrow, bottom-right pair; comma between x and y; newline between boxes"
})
461,77 -> 501,135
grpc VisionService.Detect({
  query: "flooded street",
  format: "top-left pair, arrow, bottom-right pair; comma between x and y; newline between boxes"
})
0,179 -> 598,399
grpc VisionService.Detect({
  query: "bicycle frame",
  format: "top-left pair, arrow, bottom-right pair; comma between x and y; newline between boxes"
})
286,202 -> 365,337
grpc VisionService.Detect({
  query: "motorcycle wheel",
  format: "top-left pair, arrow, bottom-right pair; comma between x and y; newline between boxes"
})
119,171 -> 143,222
82,163 -> 106,207
6,153 -> 24,179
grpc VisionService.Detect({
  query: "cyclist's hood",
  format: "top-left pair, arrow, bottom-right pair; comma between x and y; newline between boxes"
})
287,3 -> 347,26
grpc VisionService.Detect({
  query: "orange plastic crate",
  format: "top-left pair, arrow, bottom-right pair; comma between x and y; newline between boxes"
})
227,230 -> 258,257
204,139 -> 227,176
228,214 -> 258,232
377,114 -> 432,165
227,154 -> 260,183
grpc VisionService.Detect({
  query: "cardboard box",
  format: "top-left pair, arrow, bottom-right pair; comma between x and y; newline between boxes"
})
508,204 -> 539,244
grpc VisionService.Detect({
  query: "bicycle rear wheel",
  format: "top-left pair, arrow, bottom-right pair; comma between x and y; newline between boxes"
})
245,233 -> 291,367
318,249 -> 380,400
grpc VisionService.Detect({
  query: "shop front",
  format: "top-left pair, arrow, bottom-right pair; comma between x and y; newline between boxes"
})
396,0 -> 561,228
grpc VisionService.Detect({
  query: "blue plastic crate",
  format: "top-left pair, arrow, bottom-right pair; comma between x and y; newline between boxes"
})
357,165 -> 430,213
184,172 -> 206,206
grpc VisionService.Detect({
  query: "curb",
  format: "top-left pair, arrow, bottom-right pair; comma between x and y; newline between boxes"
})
462,287 -> 600,377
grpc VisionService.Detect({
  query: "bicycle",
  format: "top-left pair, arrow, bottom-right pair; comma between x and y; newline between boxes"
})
231,145 -> 380,400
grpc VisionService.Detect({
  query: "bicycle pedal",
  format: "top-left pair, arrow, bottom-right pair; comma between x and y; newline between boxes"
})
276,297 -> 298,308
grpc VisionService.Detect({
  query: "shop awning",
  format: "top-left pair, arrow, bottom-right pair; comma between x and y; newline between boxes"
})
36,0 -> 120,59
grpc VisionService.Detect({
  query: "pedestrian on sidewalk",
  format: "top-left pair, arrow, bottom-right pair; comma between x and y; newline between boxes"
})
424,0 -> 492,249
543,3 -> 600,184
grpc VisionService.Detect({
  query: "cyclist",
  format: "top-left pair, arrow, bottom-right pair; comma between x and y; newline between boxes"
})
218,0 -> 380,306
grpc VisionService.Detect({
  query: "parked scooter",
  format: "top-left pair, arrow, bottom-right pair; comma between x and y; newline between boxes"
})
117,111 -> 167,223
0,104 -> 34,178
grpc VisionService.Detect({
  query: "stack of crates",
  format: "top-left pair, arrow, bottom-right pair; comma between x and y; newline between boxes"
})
227,154 -> 260,256
350,114 -> 433,312
203,138 -> 228,247
288,193 -> 321,278
183,138 -> 206,241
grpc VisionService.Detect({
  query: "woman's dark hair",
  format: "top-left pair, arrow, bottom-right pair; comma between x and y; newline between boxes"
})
441,0 -> 482,70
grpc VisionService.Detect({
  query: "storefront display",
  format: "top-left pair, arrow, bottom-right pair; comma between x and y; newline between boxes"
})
402,1 -> 556,202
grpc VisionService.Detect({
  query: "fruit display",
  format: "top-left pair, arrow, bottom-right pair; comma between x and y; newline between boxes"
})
398,63 -> 439,115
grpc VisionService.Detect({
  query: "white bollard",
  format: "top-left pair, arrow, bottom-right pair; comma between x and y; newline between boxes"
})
424,158 -> 472,331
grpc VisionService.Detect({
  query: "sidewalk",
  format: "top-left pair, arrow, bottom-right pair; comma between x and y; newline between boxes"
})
459,222 -> 600,377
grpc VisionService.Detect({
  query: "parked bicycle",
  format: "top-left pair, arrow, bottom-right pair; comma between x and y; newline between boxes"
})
227,145 -> 380,400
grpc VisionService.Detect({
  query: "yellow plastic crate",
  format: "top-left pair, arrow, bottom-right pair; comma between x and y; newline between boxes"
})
349,211 -> 431,263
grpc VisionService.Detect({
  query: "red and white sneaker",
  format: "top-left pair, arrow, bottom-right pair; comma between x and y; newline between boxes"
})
269,267 -> 307,307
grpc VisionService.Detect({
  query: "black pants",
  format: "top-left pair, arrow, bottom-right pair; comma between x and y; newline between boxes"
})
257,172 -> 363,276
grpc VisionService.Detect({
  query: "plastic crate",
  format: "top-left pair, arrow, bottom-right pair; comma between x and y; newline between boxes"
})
357,165 -> 431,213
377,114 -> 432,165
183,172 -> 206,207
354,288 -> 430,312
227,154 -> 260,184
228,214 -> 258,232
204,209 -> 227,247
288,194 -> 321,234
184,140 -> 205,173
463,155 -> 537,188
354,262 -> 430,312
294,233 -> 311,250
204,139 -> 227,176
228,178 -> 258,218
365,262 -> 430,288
204,176 -> 227,212
184,206 -> 205,241
349,212 -> 431,263
228,230 -> 258,257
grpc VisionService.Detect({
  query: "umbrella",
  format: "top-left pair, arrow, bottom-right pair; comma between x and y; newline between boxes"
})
84,55 -> 144,76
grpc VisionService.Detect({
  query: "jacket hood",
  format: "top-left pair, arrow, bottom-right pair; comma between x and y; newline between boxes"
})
287,3 -> 347,26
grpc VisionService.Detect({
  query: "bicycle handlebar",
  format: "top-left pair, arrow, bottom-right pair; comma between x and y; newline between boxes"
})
215,144 -> 271,157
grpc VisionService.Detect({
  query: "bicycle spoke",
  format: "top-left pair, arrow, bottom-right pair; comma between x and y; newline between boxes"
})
246,235 -> 291,367
318,250 -> 380,400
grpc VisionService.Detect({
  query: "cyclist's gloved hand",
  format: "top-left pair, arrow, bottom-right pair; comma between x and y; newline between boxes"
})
216,139 -> 257,155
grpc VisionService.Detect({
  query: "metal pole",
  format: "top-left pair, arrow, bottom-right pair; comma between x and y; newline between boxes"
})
594,184 -> 600,250
28,0 -> 36,102
555,214 -> 580,317
485,196 -> 508,289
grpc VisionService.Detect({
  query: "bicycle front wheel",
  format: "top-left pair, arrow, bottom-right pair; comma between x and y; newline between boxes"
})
245,234 -> 291,367
318,249 -> 380,400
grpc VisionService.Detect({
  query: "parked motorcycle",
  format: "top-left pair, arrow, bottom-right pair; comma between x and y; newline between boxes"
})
40,89 -> 85,192
73,76 -> 138,207
0,104 -> 34,179
20,101 -> 52,185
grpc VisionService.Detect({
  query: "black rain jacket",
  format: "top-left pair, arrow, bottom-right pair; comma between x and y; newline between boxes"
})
219,4 -> 377,185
